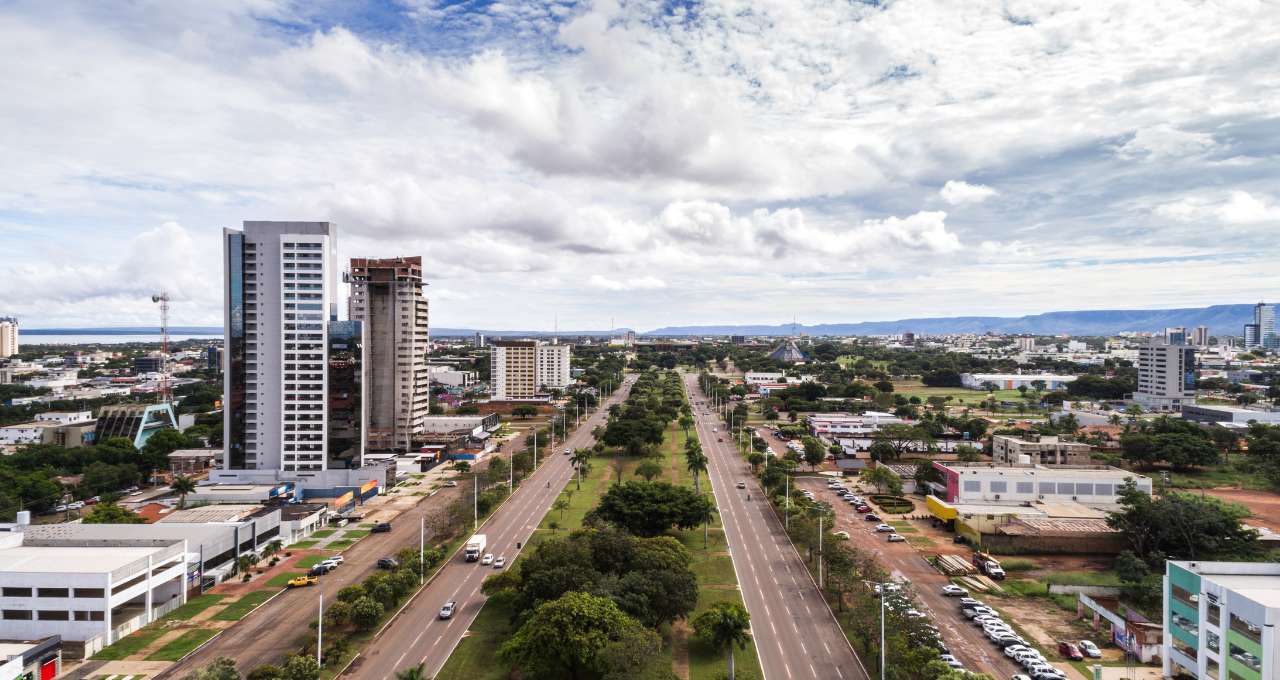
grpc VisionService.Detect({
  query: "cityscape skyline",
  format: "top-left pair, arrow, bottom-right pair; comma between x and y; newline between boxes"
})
3,2 -> 1279,329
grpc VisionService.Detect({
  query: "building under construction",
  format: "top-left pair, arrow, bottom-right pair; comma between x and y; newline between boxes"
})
346,256 -> 430,453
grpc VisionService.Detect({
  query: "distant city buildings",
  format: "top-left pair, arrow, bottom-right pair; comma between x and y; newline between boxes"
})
1134,336 -> 1196,412
960,372 -> 1077,391
490,340 -> 571,400
0,317 -> 17,358
347,256 -> 430,454
991,433 -> 1092,466
1192,325 -> 1210,347
1014,337 -> 1036,351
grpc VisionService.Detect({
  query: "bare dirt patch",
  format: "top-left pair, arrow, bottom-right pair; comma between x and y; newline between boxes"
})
1202,488 -> 1280,532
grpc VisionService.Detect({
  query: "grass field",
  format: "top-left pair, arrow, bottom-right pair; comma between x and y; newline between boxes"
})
342,529 -> 371,539
294,555 -> 328,569
266,572 -> 305,588
892,382 -> 1030,405
90,627 -> 168,660
162,594 -> 225,621
309,529 -> 337,538
326,539 -> 355,550
212,590 -> 277,621
289,540 -> 318,549
146,628 -> 219,661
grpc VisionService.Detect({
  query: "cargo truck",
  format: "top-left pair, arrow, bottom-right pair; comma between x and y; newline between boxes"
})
971,550 -> 1006,580
465,534 -> 487,562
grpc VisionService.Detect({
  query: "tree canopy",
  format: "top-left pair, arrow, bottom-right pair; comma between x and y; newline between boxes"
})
1106,480 -> 1260,565
592,481 -> 715,538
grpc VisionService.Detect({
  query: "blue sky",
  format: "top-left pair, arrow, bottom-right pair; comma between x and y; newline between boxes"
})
2,0 -> 1279,331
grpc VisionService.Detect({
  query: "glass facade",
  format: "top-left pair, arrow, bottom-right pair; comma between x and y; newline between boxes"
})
327,320 -> 363,469
225,232 -> 247,469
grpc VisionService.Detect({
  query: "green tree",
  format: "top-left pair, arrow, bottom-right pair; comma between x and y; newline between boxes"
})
512,405 -> 539,418
571,448 -> 593,489
182,657 -> 241,680
685,449 -> 709,494
691,601 -> 751,680
245,665 -> 284,680
394,664 -> 426,680
746,452 -> 765,473
170,475 -> 197,509
634,460 -> 664,482
281,654 -> 320,680
82,502 -> 144,524
349,596 -> 384,631
594,481 -> 715,537
499,592 -> 641,680
801,437 -> 825,470
1106,480 -> 1260,564
953,444 -> 981,462
679,415 -> 694,438
553,497 -> 571,518
868,440 -> 897,463
862,466 -> 902,495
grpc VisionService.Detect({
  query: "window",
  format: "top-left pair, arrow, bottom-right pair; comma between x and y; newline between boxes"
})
1038,482 -> 1054,494
1229,613 -> 1261,643
963,481 -> 981,493
1056,482 -> 1074,495
1016,482 -> 1034,494
1095,483 -> 1113,496
37,610 -> 69,620
989,481 -> 1008,494
1075,483 -> 1094,496
2,610 -> 32,620
74,610 -> 105,621
37,588 -> 69,598
73,588 -> 104,599
2,587 -> 32,597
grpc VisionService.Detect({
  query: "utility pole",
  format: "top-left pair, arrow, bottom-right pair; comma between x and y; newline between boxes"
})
880,587 -> 886,680
419,516 -> 425,584
317,592 -> 323,666
473,472 -> 479,531
817,516 -> 824,589
533,429 -> 538,470
785,474 -> 790,531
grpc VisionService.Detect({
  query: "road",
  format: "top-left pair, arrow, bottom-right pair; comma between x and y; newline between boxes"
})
688,376 -> 868,680
793,477 -> 1024,679
342,375 -> 636,680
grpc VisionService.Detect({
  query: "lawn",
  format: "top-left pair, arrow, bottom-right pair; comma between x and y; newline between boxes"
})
687,587 -> 764,680
212,590 -> 278,621
146,628 -> 219,661
295,555 -> 329,569
90,627 -> 168,660
289,540 -> 319,549
343,529 -> 371,539
891,382 -> 1036,409
266,572 -> 305,588
1166,461 -> 1271,491
432,596 -> 517,680
310,529 -> 337,538
162,594 -> 226,621
886,520 -> 918,533
327,539 -> 355,550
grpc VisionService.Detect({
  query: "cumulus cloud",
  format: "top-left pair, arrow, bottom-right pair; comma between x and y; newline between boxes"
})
3,1 -> 1280,329
939,181 -> 998,206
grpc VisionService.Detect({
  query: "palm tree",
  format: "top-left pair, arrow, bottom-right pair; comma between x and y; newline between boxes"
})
553,497 -> 569,518
395,663 -> 427,680
570,449 -> 592,489
1109,413 -> 1123,427
170,475 -> 197,509
686,450 -> 709,494
679,415 -> 694,439
692,601 -> 751,680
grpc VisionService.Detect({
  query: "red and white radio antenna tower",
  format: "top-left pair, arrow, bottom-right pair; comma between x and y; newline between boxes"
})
152,291 -> 172,405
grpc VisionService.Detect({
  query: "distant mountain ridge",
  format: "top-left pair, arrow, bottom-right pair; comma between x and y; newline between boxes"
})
644,304 -> 1256,337
24,303 -> 1258,338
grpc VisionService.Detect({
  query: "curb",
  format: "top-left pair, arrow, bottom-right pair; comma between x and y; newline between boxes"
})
154,587 -> 289,678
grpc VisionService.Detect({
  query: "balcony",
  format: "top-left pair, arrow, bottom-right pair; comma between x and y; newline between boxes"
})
1229,615 -> 1261,644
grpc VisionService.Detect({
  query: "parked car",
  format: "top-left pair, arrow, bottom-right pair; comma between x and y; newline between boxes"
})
444,481 -> 458,487
494,556 -> 506,569
319,558 -> 341,571
1030,671 -> 1068,680
377,557 -> 400,569
941,585 -> 968,596
481,553 -> 494,566
874,524 -> 895,532
1005,646 -> 1033,658
887,534 -> 906,542
833,531 -> 851,540
957,597 -> 984,608
439,601 -> 456,619
308,565 -> 331,577
1057,642 -> 1083,661
856,505 -> 872,513
287,575 -> 318,588
939,654 -> 963,669
372,522 -> 393,533
1011,674 -> 1032,680
865,513 -> 881,522
736,481 -> 746,489
1078,640 -> 1102,658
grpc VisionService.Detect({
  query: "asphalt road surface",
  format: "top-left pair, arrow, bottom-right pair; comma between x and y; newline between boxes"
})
688,376 -> 869,680
794,477 -> 1055,680
341,376 -> 637,680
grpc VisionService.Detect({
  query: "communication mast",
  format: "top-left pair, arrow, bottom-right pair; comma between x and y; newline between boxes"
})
152,291 -> 172,405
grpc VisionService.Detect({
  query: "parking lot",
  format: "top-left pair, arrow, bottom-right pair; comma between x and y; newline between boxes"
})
796,476 -> 1087,680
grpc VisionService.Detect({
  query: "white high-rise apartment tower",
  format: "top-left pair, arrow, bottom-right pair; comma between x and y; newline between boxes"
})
0,317 -> 17,358
347,257 -> 430,453
222,221 -> 337,473
1134,336 -> 1196,412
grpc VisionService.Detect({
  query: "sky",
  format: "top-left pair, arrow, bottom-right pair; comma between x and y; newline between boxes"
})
2,0 -> 1279,332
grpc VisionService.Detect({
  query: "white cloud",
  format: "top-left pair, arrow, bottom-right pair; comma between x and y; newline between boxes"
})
1155,191 -> 1280,226
939,181 -> 998,206
587,275 -> 667,291
1116,124 -> 1217,160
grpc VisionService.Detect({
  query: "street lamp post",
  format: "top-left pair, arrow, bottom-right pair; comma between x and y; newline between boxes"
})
317,592 -> 323,666
880,585 -> 887,680
473,472 -> 479,532
785,474 -> 791,532
817,515 -> 824,589
419,516 -> 425,584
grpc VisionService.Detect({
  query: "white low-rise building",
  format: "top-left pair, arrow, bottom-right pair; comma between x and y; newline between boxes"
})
0,527 -> 187,658
744,372 -> 785,385
961,372 -> 1078,391
932,462 -> 1151,505
808,412 -> 902,436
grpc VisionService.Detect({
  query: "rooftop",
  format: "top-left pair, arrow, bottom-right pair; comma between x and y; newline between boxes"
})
1203,573 -> 1280,609
0,544 -> 165,574
168,448 -> 220,459
157,504 -> 275,524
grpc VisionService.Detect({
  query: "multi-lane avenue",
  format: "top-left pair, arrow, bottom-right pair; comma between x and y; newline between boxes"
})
687,374 -> 869,680
341,375 -> 635,680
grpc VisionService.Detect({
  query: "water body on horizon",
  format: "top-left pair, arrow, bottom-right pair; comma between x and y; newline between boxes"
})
22,334 -> 223,345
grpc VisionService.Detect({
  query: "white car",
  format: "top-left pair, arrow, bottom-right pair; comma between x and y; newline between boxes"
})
480,553 -> 494,566
941,584 -> 968,596
1005,646 -> 1033,658
939,654 -> 963,669
833,531 -> 850,540
874,524 -> 895,532
1078,640 -> 1102,658
327,555 -> 344,565
887,534 -> 906,542
493,556 -> 506,569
